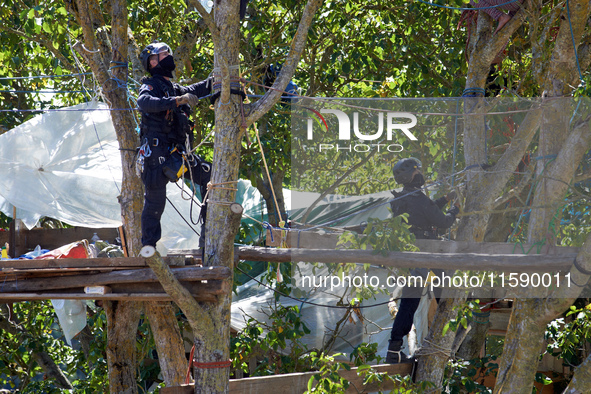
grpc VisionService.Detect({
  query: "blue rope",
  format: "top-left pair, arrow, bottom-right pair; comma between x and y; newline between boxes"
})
415,0 -> 521,11
263,222 -> 275,242
0,107 -> 139,113
462,87 -> 486,97
0,72 -> 92,81
0,90 -> 88,94
566,0 -> 585,85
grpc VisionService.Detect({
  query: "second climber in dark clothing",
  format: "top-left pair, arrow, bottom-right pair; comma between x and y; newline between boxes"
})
385,157 -> 459,363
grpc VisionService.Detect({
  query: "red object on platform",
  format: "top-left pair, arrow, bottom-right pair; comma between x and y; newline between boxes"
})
35,240 -> 89,260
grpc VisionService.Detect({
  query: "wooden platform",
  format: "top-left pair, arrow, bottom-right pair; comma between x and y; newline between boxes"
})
0,256 -> 230,302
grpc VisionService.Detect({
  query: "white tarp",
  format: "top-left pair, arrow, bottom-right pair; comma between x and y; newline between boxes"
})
0,101 -> 206,254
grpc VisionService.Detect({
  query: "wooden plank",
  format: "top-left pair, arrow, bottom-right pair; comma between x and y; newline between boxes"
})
413,239 -> 580,256
160,386 -> 193,394
0,281 -> 228,302
236,246 -> 577,272
228,363 -> 413,394
0,293 -> 178,301
0,255 -> 184,270
0,266 -> 230,292
0,267 -> 141,277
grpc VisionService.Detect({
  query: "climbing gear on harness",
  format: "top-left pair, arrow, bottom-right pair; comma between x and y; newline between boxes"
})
162,146 -> 188,182
135,140 -> 152,177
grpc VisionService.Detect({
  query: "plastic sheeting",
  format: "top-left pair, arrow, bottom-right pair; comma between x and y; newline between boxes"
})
0,101 -> 244,254
51,299 -> 87,346
0,101 -> 122,229
231,263 -> 432,360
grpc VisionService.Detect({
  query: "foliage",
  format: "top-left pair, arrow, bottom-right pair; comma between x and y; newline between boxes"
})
0,212 -> 11,230
338,213 -> 418,254
0,300 -> 168,392
231,304 -> 312,376
305,352 -> 350,393
442,299 -> 482,337
546,300 -> 591,369
0,301 -> 105,392
443,356 -> 498,394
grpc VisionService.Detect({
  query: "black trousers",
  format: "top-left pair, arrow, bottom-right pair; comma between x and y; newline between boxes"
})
389,268 -> 443,343
141,147 -> 170,247
140,147 -> 210,247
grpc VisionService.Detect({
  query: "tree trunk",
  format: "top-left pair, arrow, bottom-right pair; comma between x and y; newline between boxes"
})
104,300 -> 142,394
192,2 -> 244,391
563,350 -> 591,393
415,296 -> 467,391
493,2 -> 591,391
417,5 -> 532,386
67,0 -> 191,390
145,302 -> 187,386
493,300 -> 548,394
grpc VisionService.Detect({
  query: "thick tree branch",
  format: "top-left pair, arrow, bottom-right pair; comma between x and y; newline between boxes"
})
187,0 -> 221,48
246,0 -> 324,126
142,247 -> 213,335
491,105 -> 542,187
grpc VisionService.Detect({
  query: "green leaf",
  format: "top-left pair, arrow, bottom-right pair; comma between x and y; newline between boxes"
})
442,322 -> 450,336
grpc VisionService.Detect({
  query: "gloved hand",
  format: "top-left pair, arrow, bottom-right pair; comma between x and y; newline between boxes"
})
446,190 -> 457,202
176,93 -> 199,107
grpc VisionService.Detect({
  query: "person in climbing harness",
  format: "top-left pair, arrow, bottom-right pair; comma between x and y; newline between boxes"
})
137,42 -> 212,249
385,157 -> 460,363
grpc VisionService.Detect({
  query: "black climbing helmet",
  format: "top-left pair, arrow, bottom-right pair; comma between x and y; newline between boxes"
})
393,157 -> 422,185
140,42 -> 172,72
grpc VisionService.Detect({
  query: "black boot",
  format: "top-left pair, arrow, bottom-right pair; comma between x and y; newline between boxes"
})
385,340 -> 411,364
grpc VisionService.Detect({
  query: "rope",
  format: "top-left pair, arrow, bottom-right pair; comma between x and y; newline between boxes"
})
166,196 -> 202,237
414,338 -> 454,358
566,0 -> 585,85
253,122 -> 283,224
573,257 -> 591,276
462,87 -> 486,97
203,181 -> 238,207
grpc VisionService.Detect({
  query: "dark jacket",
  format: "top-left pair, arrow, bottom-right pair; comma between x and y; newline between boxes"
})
390,187 -> 459,239
137,75 -> 210,146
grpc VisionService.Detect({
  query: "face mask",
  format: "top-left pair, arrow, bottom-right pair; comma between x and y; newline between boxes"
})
150,55 -> 176,78
408,172 -> 425,188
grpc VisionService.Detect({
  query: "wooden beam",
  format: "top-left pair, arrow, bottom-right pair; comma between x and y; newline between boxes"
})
0,255 -> 184,270
0,266 -> 230,292
228,363 -> 413,394
0,293 -> 183,302
236,246 -> 577,272
0,281 -> 228,302
265,229 -> 581,255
